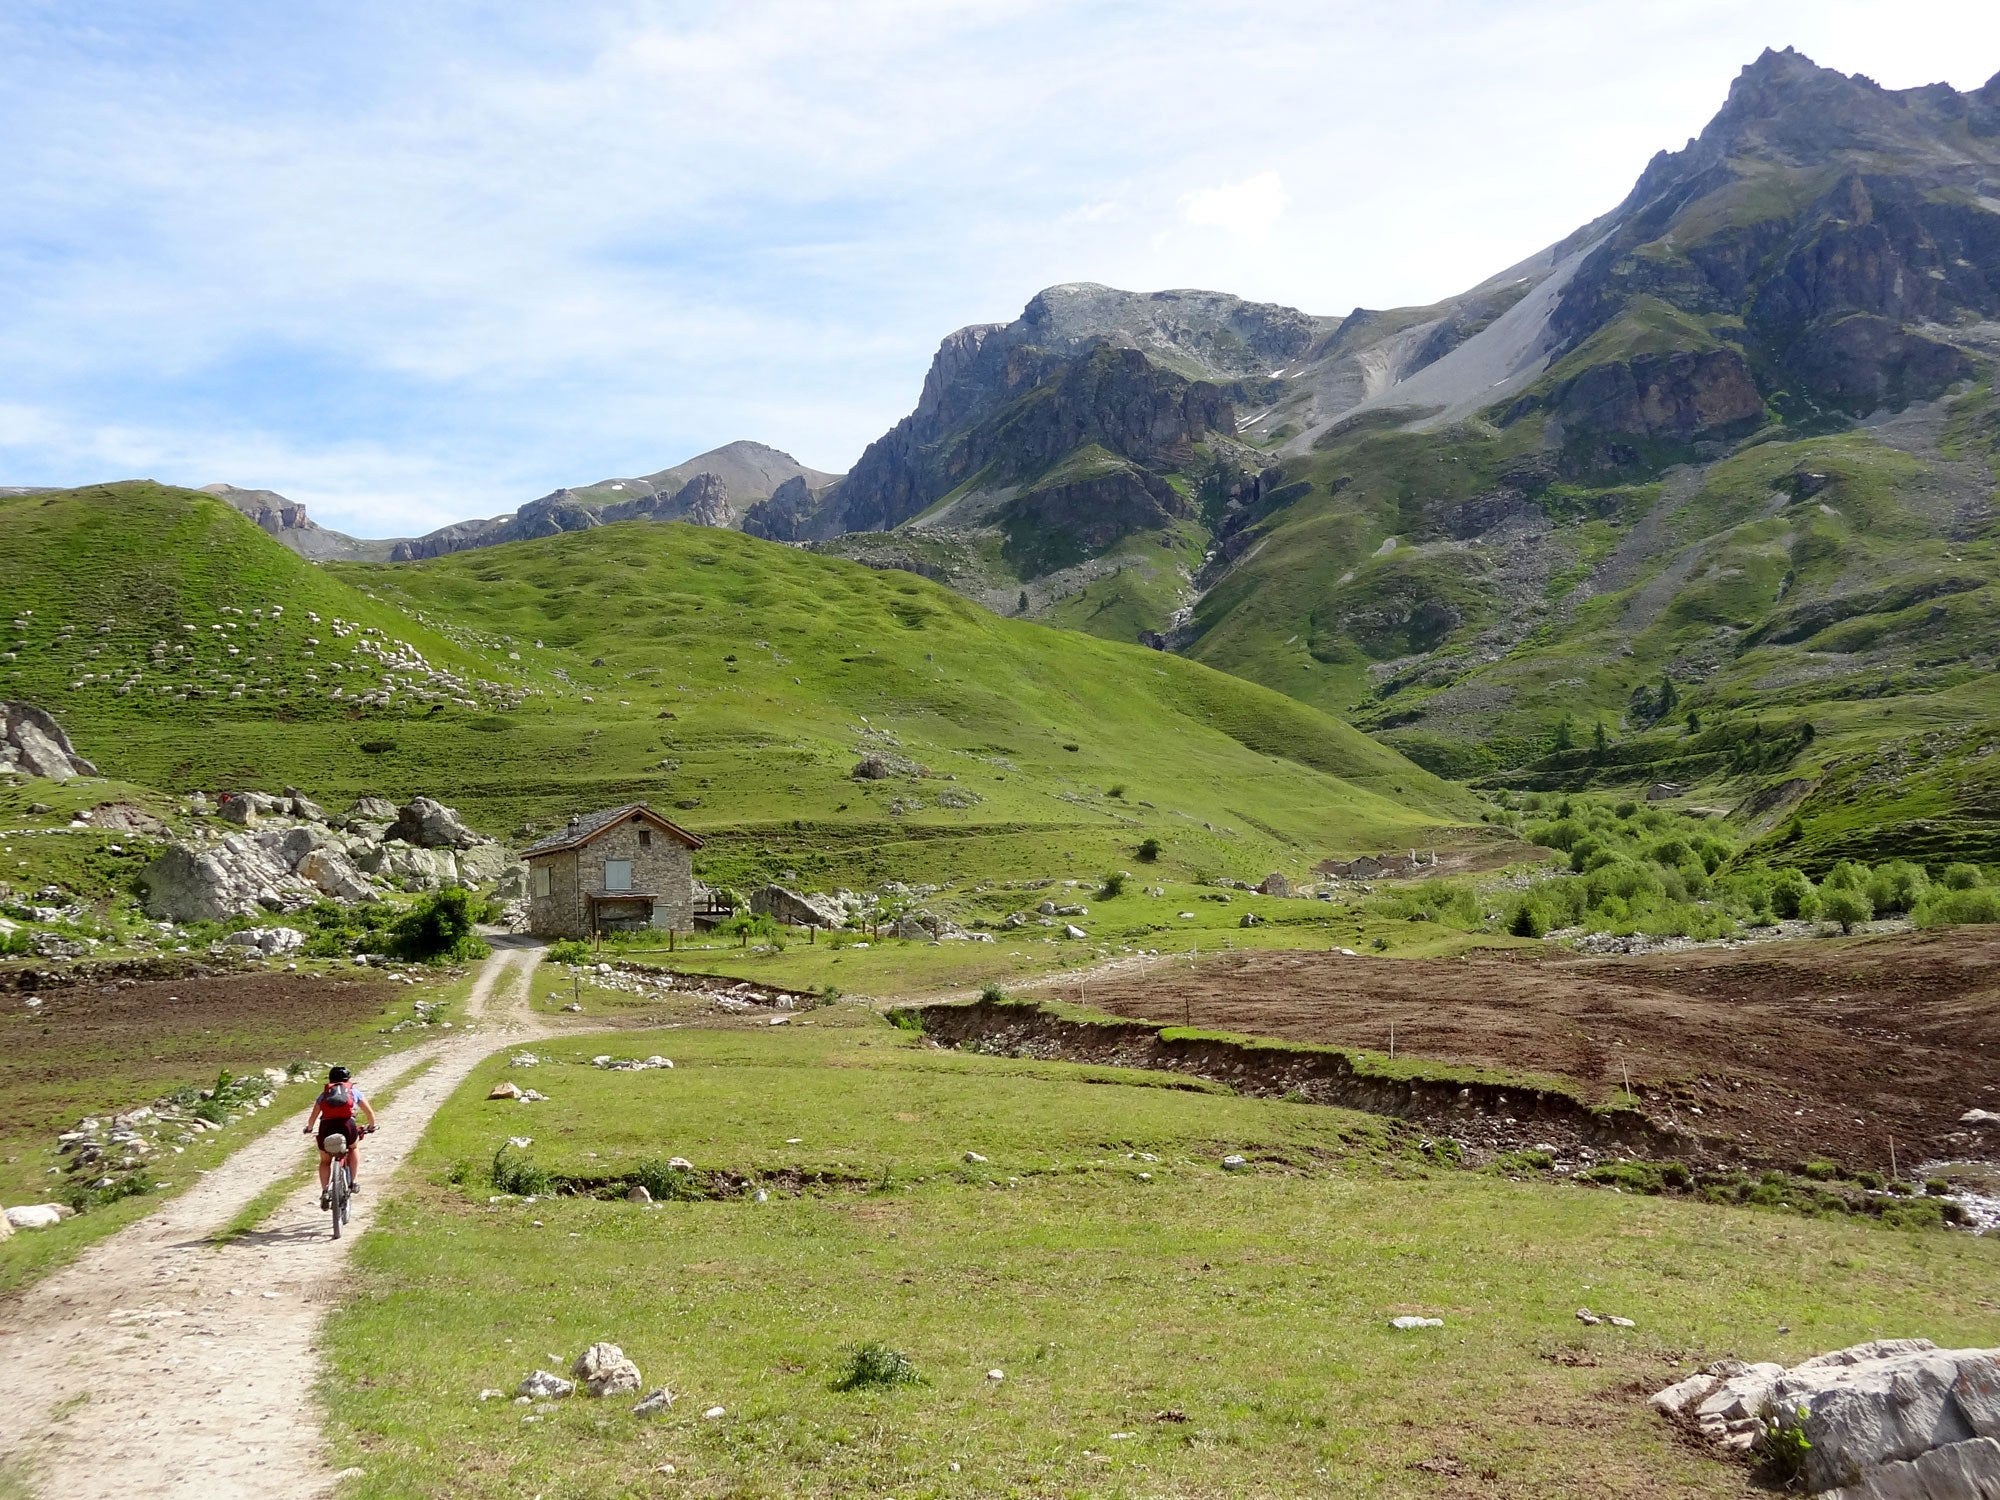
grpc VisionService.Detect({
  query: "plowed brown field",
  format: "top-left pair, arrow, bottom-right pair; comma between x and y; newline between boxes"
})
1078,930 -> 2000,1167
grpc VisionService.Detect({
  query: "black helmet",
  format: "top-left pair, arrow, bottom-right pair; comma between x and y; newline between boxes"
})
328,1065 -> 351,1082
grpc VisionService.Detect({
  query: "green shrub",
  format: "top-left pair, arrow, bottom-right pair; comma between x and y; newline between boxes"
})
1769,867 -> 1818,920
1865,860 -> 1928,916
389,888 -> 489,963
830,1342 -> 921,1392
1098,872 -> 1127,899
1916,886 -> 2000,927
1755,1403 -> 1814,1489
1509,903 -> 1549,939
1822,859 -> 1870,893
546,938 -> 591,965
978,982 -> 1008,1003
717,911 -> 784,949
1820,886 -> 1874,934
634,1158 -> 706,1202
1136,837 -> 1161,863
0,929 -> 30,956
1940,862 -> 1984,891
490,1145 -> 554,1197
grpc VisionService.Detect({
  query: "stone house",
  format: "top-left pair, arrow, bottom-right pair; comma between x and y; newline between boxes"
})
521,803 -> 703,939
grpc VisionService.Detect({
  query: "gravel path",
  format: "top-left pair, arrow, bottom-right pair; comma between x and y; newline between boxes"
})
0,938 -> 547,1499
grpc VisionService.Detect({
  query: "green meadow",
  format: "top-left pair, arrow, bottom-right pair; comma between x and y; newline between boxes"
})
324,1014 -> 2000,1498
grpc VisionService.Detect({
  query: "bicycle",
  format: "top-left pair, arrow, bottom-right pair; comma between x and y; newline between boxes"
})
319,1126 -> 373,1238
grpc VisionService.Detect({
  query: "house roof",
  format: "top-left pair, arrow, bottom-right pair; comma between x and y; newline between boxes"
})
519,802 -> 704,859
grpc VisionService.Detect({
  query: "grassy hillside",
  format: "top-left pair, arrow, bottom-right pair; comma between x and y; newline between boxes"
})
0,483 -> 1477,887
1180,383 -> 2000,866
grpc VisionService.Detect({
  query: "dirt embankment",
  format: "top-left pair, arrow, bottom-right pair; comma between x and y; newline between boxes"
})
914,1000 -> 1690,1164
1051,931 -> 2000,1169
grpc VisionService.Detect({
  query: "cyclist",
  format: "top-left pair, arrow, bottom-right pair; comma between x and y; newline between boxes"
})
302,1065 -> 377,1209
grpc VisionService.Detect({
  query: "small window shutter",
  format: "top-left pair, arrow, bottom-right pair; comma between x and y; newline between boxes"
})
532,865 -> 551,898
605,860 -> 633,892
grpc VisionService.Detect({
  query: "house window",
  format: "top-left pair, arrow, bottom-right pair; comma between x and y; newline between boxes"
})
531,865 -> 551,898
638,828 -> 652,848
604,860 -> 633,892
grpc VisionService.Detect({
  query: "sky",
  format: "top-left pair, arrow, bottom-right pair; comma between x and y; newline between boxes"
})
2,1 -> 1998,537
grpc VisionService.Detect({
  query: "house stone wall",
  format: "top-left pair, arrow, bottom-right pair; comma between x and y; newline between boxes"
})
526,813 -> 695,939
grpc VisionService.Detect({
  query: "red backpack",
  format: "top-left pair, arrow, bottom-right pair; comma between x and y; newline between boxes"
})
320,1081 -> 356,1121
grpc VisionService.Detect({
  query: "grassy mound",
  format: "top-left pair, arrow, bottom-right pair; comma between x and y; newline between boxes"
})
1,482 -> 1475,887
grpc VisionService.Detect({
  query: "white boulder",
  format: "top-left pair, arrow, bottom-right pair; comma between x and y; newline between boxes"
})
572,1341 -> 643,1397
517,1370 -> 574,1400
1653,1340 -> 2000,1494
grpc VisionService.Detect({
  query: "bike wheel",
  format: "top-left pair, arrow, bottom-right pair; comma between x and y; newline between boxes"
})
331,1164 -> 347,1239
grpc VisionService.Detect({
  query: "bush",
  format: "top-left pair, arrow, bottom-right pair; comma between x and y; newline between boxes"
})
1098,872 -> 1126,899
1916,886 -> 2000,928
634,1158 -> 705,1202
1136,837 -> 1161,863
546,938 -> 591,965
716,911 -> 784,949
1940,862 -> 1985,891
1769,867 -> 1818,920
490,1145 -> 554,1197
830,1342 -> 921,1392
1509,903 -> 1549,938
1822,859 -> 1870,893
1820,886 -> 1873,934
1865,860 -> 1928,916
389,888 -> 489,963
978,982 -> 1008,1002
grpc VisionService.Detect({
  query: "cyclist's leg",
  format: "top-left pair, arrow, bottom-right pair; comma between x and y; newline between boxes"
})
348,1139 -> 361,1188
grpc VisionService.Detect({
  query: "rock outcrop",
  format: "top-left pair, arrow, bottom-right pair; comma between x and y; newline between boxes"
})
387,797 -> 482,850
0,703 -> 98,782
749,884 -> 845,928
139,837 -> 321,922
138,791 -> 510,921
1652,1339 -> 2000,1496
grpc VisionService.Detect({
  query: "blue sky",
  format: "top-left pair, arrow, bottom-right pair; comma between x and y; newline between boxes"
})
3,1 -> 1997,536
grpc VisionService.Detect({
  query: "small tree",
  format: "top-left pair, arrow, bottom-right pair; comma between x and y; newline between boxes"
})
1509,902 -> 1549,939
1591,720 -> 1610,756
1017,590 -> 1029,614
1553,716 -> 1575,753
389,887 -> 487,963
1820,886 -> 1873,935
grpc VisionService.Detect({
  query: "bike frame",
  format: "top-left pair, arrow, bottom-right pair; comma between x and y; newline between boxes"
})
321,1132 -> 355,1237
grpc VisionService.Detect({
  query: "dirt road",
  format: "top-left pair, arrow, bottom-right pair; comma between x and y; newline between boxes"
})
1076,930 -> 2000,1167
0,938 -> 546,1499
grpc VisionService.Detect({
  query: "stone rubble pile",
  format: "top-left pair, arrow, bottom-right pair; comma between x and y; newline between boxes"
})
48,1065 -> 305,1205
1651,1339 -> 2000,1496
139,793 -> 523,923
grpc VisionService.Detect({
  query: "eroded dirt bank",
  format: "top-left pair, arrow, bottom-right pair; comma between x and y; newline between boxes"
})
1033,930 -> 2000,1168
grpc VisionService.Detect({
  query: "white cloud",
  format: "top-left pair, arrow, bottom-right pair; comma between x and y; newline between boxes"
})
1178,172 -> 1289,242
2,1 -> 1998,534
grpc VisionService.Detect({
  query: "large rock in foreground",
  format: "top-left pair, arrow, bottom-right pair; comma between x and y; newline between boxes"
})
1653,1339 -> 2000,1496
0,702 -> 98,782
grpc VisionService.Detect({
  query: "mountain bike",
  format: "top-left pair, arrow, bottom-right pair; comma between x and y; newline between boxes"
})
319,1127 -> 371,1238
